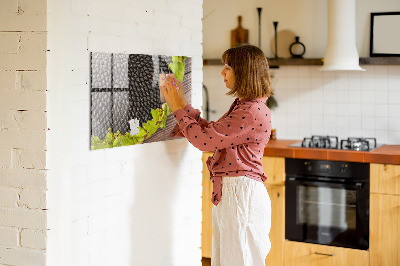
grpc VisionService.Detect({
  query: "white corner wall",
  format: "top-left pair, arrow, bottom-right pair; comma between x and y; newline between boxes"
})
0,0 -> 48,265
46,0 -> 203,266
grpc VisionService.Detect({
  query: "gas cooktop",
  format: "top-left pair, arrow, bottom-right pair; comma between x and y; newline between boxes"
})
289,135 -> 382,151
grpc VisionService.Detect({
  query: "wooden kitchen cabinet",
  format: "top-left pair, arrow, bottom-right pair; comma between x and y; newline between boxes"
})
262,156 -> 285,266
370,163 -> 400,266
284,241 -> 369,266
264,184 -> 285,266
370,193 -> 400,266
370,163 -> 400,195
202,152 -> 213,258
261,156 -> 285,186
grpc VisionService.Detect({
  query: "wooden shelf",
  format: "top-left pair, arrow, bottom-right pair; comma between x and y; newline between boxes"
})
202,59 -> 223,66
359,57 -> 400,65
203,58 -> 323,67
268,58 -> 322,67
203,57 -> 400,67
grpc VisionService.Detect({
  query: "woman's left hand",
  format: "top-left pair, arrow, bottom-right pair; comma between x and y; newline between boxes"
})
160,76 -> 187,113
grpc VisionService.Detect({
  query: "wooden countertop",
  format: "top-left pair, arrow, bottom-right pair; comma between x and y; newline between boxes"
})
263,139 -> 400,165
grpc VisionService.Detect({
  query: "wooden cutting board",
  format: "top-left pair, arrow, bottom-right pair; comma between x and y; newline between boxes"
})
231,16 -> 249,48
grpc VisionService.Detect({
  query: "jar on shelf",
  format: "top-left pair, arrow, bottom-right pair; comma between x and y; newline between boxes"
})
289,36 -> 306,58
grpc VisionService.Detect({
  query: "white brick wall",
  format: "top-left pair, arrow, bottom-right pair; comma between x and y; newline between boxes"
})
0,0 -> 48,265
47,1 -> 203,266
0,248 -> 46,266
0,227 -> 19,247
21,229 -> 47,250
0,187 -> 19,208
2,0 -> 203,265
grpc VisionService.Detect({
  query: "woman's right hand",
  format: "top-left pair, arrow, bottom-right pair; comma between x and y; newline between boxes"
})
161,76 -> 187,112
169,76 -> 187,108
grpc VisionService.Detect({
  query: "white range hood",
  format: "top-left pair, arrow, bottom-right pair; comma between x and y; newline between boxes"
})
320,0 -> 365,71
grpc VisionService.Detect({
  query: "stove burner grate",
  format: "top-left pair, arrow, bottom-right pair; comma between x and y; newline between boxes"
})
340,137 -> 377,151
301,135 -> 339,149
297,136 -> 378,151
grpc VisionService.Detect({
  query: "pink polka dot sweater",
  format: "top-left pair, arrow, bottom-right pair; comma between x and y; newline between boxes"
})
170,97 -> 271,206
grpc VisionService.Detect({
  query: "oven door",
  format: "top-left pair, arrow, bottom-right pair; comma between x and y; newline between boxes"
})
285,177 -> 369,250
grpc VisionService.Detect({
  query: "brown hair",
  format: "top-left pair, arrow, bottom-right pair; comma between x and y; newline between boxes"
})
221,44 -> 273,99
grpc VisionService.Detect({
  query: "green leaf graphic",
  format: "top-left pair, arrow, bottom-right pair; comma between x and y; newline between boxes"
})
91,103 -> 172,149
168,56 -> 187,82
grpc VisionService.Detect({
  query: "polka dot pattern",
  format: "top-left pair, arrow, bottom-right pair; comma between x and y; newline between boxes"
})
171,97 -> 272,206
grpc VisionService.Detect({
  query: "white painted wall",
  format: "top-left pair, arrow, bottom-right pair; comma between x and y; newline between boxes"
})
0,0 -> 48,265
203,0 -> 400,144
46,0 -> 203,266
203,0 -> 327,59
203,0 -> 400,58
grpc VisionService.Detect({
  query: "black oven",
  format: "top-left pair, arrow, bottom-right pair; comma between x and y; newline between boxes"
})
285,158 -> 369,250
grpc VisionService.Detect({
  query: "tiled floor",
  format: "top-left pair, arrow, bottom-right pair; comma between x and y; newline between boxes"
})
202,257 -> 211,266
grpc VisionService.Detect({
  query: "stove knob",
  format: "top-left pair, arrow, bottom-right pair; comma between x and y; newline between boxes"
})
305,162 -> 312,171
340,164 -> 347,174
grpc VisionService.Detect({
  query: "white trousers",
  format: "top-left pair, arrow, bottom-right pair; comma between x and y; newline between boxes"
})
212,176 -> 271,266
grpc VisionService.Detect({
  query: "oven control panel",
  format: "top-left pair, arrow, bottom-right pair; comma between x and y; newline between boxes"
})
318,162 -> 331,173
286,158 -> 369,180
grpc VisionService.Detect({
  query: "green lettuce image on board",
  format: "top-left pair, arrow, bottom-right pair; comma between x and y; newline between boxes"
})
91,103 -> 171,150
90,53 -> 191,150
168,56 -> 187,82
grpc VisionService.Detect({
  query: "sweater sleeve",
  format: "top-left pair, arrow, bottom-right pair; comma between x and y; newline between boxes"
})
169,104 -> 211,137
173,106 -> 257,152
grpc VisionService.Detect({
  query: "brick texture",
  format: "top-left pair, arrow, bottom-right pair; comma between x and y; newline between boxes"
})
0,227 -> 19,247
21,229 -> 46,249
0,247 -> 46,266
0,32 -> 20,54
0,110 -> 47,130
3,0 -> 203,265
19,189 -> 47,209
46,0 -> 203,265
0,0 -> 47,264
0,91 -> 46,111
0,208 -> 46,230
0,187 -> 19,208
0,169 -> 47,189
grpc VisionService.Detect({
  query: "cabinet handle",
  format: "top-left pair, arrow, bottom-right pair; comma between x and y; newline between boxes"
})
314,252 -> 335,257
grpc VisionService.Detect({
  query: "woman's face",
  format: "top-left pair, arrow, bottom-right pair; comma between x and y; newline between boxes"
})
220,64 -> 235,90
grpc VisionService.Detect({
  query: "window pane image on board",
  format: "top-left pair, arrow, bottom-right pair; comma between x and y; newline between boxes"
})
90,52 -> 192,150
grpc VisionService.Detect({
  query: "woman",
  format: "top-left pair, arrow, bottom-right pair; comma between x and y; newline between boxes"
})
161,44 -> 273,266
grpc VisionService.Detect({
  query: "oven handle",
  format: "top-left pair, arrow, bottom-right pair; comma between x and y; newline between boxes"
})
286,177 -> 364,189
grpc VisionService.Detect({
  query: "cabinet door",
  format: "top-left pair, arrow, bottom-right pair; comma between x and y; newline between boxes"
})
284,241 -> 369,266
202,152 -> 213,258
261,156 -> 285,185
370,193 -> 400,266
264,185 -> 284,266
370,163 -> 400,195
